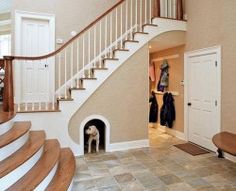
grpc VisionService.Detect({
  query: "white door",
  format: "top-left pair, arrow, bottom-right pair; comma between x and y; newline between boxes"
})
15,11 -> 55,104
22,18 -> 50,102
186,47 -> 221,151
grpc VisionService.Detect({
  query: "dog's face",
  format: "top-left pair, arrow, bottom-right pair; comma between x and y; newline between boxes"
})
85,125 -> 97,135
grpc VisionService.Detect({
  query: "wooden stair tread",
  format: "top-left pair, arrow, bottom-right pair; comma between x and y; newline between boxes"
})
123,39 -> 139,43
57,97 -> 73,102
46,148 -> 75,191
113,48 -> 129,52
212,132 -> 236,156
80,77 -> 97,80
0,131 -> 45,178
0,121 -> 31,148
142,23 -> 158,28
133,31 -> 149,35
92,67 -> 108,70
69,87 -> 86,91
7,139 -> 60,191
102,58 -> 119,61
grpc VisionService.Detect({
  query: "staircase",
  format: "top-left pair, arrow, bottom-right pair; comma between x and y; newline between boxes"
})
1,0 -> 186,156
0,113 -> 75,190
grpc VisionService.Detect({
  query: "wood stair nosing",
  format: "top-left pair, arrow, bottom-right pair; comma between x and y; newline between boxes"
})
133,31 -> 149,36
0,121 -> 31,149
69,87 -> 86,93
80,77 -> 97,80
0,131 -> 46,178
102,58 -> 119,64
92,67 -> 109,70
123,39 -> 139,45
46,148 -> 75,191
113,48 -> 129,52
57,97 -> 74,102
7,139 -> 60,191
142,23 -> 158,29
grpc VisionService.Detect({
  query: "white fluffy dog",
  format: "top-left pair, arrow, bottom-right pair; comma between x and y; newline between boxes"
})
85,125 -> 100,153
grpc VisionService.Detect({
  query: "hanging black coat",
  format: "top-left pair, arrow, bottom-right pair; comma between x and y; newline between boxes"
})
160,92 -> 175,128
149,92 -> 158,123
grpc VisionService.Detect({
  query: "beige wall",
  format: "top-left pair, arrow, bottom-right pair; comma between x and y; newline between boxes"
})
150,45 -> 185,132
69,45 -> 149,144
11,0 -> 119,49
185,0 -> 236,134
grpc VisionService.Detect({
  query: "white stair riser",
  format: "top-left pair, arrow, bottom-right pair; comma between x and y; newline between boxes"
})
0,118 -> 14,136
114,51 -> 129,58
134,34 -> 150,43
0,131 -> 29,161
0,146 -> 44,190
35,162 -> 59,191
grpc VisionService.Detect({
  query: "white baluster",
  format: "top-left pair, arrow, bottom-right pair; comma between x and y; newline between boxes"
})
135,0 -> 138,31
115,8 -> 118,47
82,35 -> 85,76
88,29 -> 91,77
105,16 -> 108,54
140,0 -> 143,31
120,4 -> 123,47
150,0 -> 152,23
99,20 -> 102,68
126,0 -> 128,39
77,39 -> 79,86
46,58 -> 49,110
145,0 -> 147,24
64,50 -> 67,99
58,53 -> 61,98
110,12 -> 113,55
38,60 -> 42,110
94,25 -> 96,68
71,44 -> 73,88
130,0 -> 133,34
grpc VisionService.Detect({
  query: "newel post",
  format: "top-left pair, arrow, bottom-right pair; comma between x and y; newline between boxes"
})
3,56 -> 14,112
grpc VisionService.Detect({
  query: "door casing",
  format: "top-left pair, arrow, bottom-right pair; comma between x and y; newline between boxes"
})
184,46 -> 221,150
14,10 -> 55,103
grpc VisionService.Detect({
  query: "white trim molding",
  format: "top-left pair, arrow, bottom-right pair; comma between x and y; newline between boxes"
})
184,46 -> 222,146
14,10 -> 56,104
79,115 -> 111,156
107,139 -> 149,152
157,124 -> 186,141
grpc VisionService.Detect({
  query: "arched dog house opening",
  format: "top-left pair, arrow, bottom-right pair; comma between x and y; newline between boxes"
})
79,115 -> 110,155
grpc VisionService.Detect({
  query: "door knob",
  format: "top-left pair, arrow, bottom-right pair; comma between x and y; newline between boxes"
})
188,102 -> 192,106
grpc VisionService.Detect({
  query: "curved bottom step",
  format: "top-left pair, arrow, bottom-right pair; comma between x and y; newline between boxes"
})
7,139 -> 60,191
46,148 -> 76,191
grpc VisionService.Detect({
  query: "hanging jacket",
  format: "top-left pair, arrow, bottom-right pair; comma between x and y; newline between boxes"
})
149,91 -> 158,123
160,92 -> 175,128
157,60 -> 169,92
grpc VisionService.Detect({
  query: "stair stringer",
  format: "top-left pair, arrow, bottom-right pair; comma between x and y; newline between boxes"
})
15,18 -> 187,156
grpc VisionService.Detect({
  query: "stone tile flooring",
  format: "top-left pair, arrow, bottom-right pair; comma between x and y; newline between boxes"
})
72,127 -> 236,191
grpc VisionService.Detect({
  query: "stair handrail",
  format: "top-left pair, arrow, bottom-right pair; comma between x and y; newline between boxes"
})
2,0 -> 184,112
4,0 -> 125,61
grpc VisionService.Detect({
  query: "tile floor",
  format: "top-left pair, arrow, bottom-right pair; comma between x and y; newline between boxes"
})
72,126 -> 236,191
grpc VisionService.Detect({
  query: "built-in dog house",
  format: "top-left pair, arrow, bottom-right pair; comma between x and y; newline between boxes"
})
84,119 -> 106,154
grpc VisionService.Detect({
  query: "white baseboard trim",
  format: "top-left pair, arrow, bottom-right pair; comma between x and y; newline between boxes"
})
157,124 -> 186,141
224,153 -> 236,163
106,139 -> 149,152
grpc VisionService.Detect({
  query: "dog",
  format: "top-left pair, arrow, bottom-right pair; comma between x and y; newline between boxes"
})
85,125 -> 100,153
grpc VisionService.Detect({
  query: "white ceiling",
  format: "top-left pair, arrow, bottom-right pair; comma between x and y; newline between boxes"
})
149,31 -> 186,53
0,0 -> 11,13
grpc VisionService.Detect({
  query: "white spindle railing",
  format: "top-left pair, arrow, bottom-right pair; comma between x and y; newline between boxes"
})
13,0 -> 183,112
